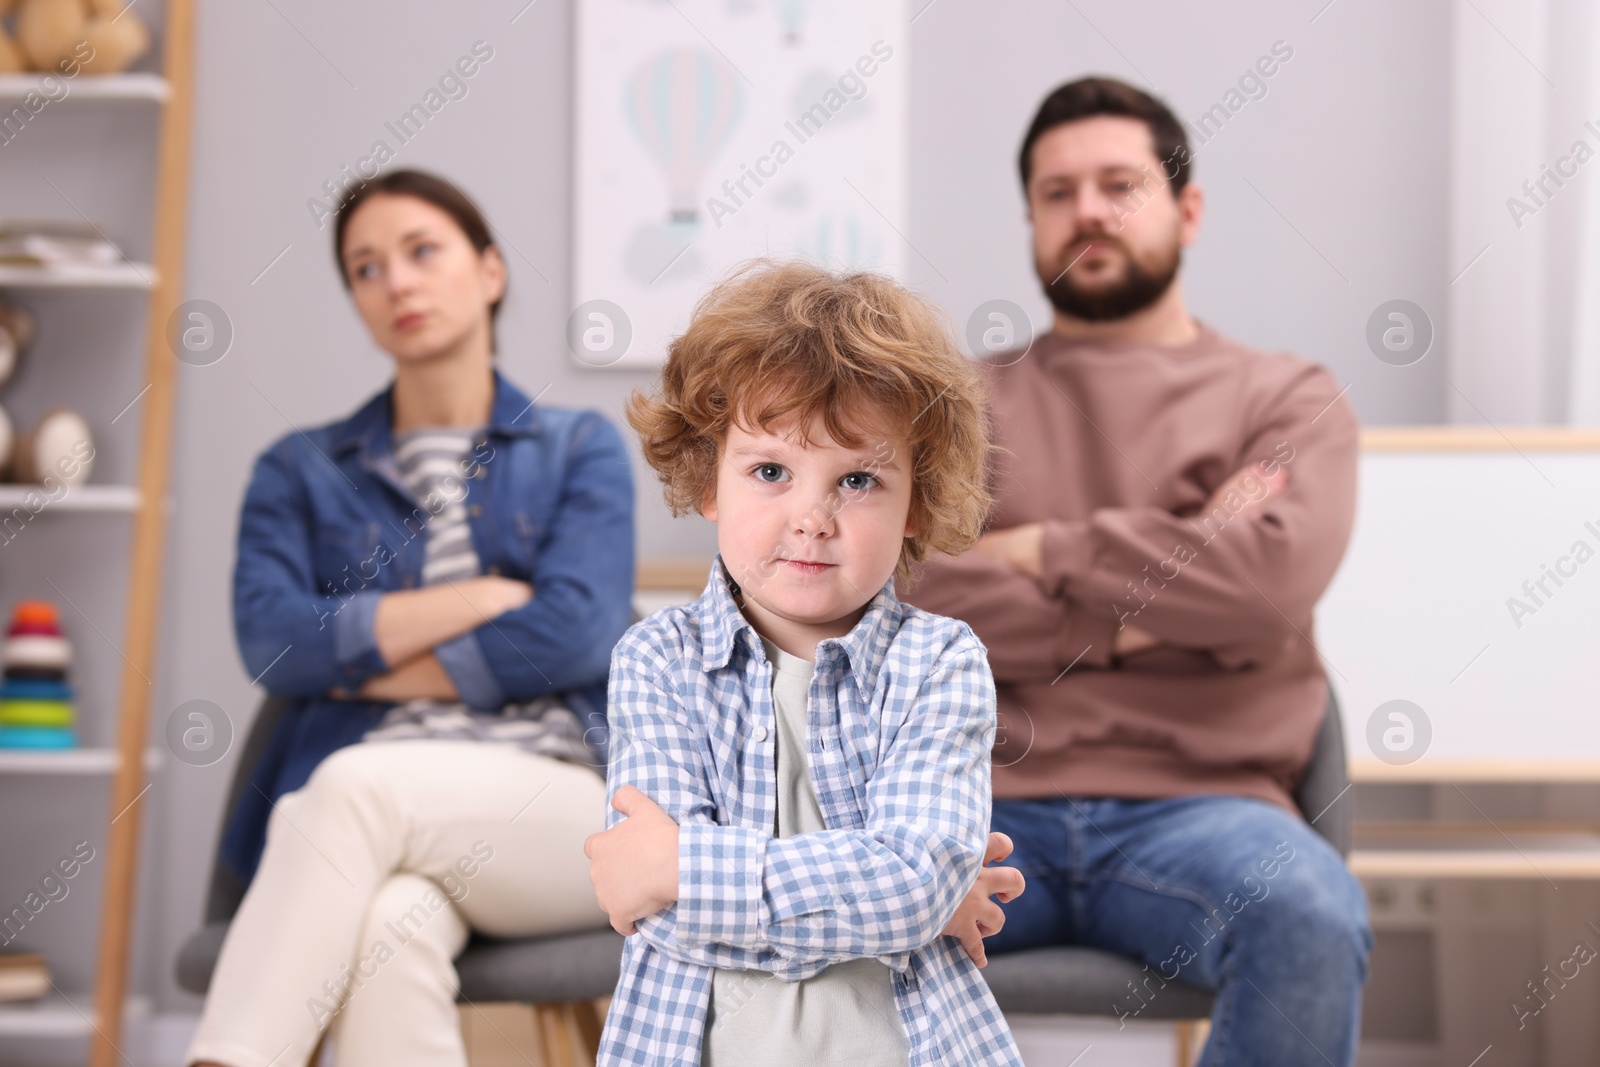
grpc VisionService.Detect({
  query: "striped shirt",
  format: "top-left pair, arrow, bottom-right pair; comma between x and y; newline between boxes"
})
362,426 -> 593,766
597,555 -> 1022,1067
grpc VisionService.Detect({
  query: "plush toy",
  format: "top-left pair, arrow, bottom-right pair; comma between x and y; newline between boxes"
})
0,297 -> 36,390
13,0 -> 150,75
0,302 -> 93,488
0,0 -> 25,76
10,407 -> 91,486
0,405 -> 12,478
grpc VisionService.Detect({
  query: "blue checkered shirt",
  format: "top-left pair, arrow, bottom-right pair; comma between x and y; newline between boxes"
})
597,555 -> 1023,1066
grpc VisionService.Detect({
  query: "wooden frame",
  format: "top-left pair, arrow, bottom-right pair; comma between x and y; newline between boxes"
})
89,1 -> 196,1063
1360,425 -> 1600,450
1349,424 -> 1600,785
459,1001 -> 606,1066
636,557 -> 716,591
1350,852 -> 1600,880
1351,758 -> 1600,783
1344,425 -> 1600,879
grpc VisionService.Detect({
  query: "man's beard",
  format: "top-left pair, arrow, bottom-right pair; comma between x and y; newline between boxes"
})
1038,233 -> 1181,323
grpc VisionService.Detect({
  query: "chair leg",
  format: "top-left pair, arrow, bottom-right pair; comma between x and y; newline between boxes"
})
572,999 -> 604,1058
534,1002 -> 576,1067
1174,1018 -> 1211,1067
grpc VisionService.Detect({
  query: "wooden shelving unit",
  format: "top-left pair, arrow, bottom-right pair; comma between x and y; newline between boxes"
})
0,2 -> 194,1062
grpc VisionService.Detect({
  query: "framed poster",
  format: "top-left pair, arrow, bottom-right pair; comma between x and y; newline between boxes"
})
572,0 -> 911,367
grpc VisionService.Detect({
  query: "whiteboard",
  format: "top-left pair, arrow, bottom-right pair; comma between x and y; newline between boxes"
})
572,0 -> 911,368
1316,442 -> 1600,769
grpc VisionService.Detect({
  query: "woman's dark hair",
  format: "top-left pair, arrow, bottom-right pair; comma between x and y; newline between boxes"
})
1018,76 -> 1192,199
333,169 -> 505,351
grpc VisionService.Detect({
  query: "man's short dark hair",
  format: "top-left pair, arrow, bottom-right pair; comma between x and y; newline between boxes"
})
1018,77 -> 1192,198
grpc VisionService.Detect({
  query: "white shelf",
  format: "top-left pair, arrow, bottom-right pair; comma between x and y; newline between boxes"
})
1351,829 -> 1600,879
0,485 -> 140,511
0,990 -> 151,1037
0,989 -> 91,1037
0,72 -> 169,103
0,748 -> 161,775
0,263 -> 156,289
1352,849 -> 1600,879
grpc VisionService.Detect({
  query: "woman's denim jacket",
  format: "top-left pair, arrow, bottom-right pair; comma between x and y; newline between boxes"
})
219,370 -> 636,884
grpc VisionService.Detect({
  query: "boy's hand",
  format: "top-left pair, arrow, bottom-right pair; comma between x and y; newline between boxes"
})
583,785 -> 680,935
942,832 -> 1025,968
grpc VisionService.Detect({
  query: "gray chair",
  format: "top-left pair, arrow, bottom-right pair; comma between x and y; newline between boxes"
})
175,693 -> 622,1065
978,687 -> 1351,1066
179,689 -> 1348,1067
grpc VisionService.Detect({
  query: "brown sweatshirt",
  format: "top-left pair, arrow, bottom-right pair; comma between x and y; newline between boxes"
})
900,320 -> 1359,812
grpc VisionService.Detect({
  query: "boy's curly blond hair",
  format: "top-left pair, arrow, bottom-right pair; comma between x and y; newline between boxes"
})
625,259 -> 994,588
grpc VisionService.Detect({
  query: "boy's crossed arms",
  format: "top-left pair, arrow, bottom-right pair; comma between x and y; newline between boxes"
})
588,791 -> 1022,967
583,631 -> 1025,972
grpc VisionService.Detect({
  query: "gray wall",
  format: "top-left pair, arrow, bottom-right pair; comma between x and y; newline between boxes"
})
137,0 -> 1456,1013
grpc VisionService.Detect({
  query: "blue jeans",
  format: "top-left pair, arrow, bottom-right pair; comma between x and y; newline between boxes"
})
988,795 -> 1371,1066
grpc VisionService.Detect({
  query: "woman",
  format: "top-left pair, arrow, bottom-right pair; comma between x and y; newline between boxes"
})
188,170 -> 635,1067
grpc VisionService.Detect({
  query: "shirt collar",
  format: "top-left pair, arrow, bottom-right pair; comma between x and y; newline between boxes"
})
694,553 -> 905,697
330,368 -> 542,459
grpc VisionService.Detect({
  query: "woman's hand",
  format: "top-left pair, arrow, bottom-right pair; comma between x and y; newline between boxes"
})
371,576 -> 534,666
329,652 -> 458,702
329,577 -> 535,701
466,575 -> 535,617
584,785 -> 680,935
942,832 -> 1026,967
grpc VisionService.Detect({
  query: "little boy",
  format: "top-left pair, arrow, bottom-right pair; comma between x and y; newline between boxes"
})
584,261 -> 1024,1066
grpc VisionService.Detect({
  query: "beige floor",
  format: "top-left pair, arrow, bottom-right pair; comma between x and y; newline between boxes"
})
458,1000 -> 609,1067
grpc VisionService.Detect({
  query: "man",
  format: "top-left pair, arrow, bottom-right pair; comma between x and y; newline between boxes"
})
903,77 -> 1371,1064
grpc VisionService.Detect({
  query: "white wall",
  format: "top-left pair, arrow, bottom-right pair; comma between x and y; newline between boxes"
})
132,0 -> 1471,1036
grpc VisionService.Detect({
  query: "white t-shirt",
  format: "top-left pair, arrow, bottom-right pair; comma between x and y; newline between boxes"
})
701,636 -> 910,1066
362,425 -> 591,765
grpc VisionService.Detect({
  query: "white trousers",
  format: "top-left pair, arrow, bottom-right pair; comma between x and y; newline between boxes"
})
185,740 -> 608,1067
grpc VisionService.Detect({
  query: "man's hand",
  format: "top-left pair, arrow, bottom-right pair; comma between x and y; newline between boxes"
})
1112,622 -> 1162,657
1110,460 -> 1289,662
972,523 -> 1045,579
583,785 -> 680,935
942,832 -> 1026,968
1205,459 -> 1289,520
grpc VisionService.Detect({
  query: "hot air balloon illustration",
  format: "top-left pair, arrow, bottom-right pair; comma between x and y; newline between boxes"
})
625,48 -> 745,225
770,0 -> 813,46
795,213 -> 884,270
